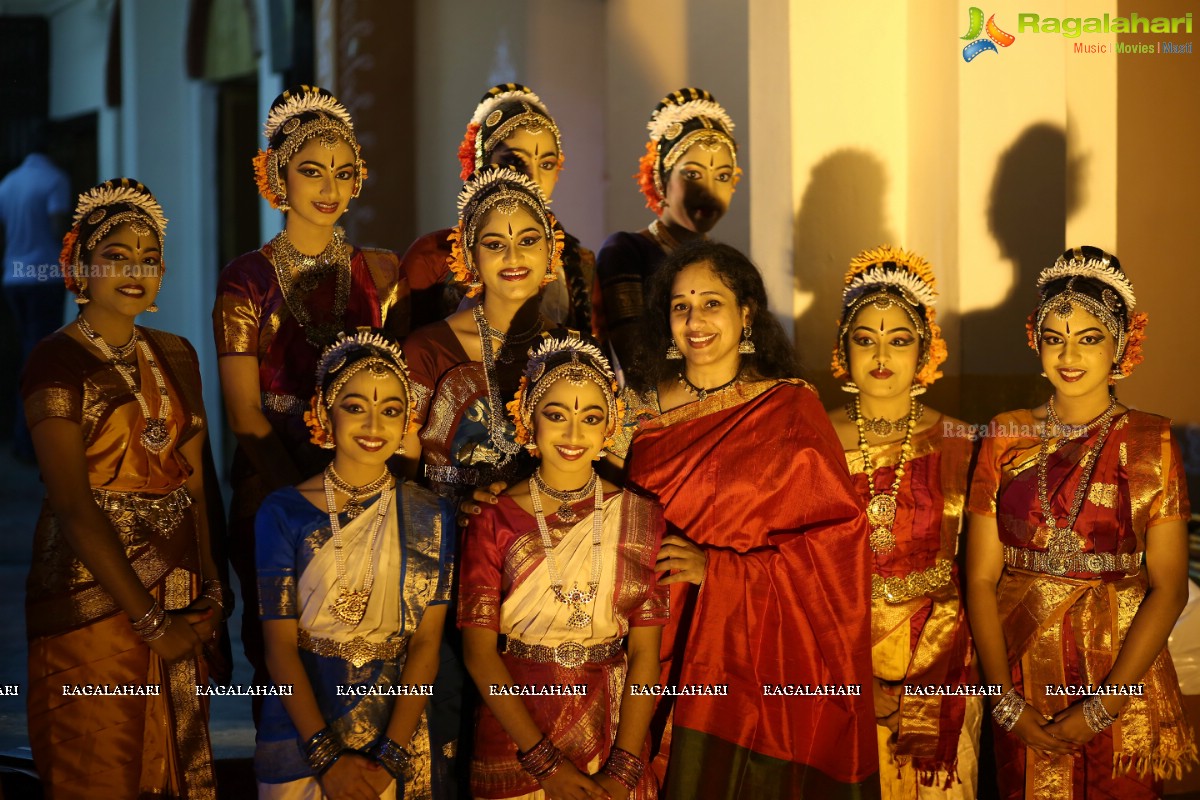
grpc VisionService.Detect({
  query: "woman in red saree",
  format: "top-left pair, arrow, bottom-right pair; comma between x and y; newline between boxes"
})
827,247 -> 978,797
23,179 -> 222,798
966,246 -> 1196,799
620,240 -> 880,798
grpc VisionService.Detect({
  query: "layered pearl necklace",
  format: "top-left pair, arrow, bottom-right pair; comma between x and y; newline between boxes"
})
77,317 -> 172,454
530,469 -> 604,629
324,465 -> 393,626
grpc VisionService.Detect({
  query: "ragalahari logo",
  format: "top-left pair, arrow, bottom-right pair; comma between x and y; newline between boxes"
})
962,7 -> 1016,61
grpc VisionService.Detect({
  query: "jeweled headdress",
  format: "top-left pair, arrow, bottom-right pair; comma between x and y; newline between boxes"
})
447,166 -> 564,298
507,331 -> 624,451
1027,246 -> 1147,378
252,85 -> 365,210
305,328 -> 415,448
60,178 -> 167,295
636,87 -> 739,214
832,245 -> 947,388
457,83 -> 562,181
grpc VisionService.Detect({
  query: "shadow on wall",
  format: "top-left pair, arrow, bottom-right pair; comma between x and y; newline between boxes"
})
957,123 -> 1083,424
792,149 -> 895,404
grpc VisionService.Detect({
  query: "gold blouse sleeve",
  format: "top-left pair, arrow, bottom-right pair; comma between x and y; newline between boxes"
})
25,385 -> 82,428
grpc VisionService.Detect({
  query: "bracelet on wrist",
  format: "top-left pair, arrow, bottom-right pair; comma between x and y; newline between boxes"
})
368,736 -> 414,781
130,599 -> 160,630
200,579 -> 228,617
991,686 -> 1027,732
601,746 -> 645,792
517,735 -> 565,781
1082,695 -> 1118,733
303,728 -> 345,775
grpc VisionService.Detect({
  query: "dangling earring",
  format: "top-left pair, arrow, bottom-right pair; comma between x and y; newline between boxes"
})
595,449 -> 607,459
666,341 -> 683,360
147,302 -> 160,313
394,443 -> 405,455
910,385 -> 927,397
524,443 -> 540,456
738,325 -> 755,354
839,381 -> 860,394
1039,371 -> 1047,377
75,287 -> 90,305
319,425 -> 335,449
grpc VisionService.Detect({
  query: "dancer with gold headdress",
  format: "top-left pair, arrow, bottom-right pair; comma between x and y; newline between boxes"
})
402,83 -> 594,332
594,88 -> 740,380
966,246 -> 1196,798
460,333 -> 667,800
213,85 -> 407,711
255,330 -> 452,799
23,179 -> 220,798
827,247 -> 979,798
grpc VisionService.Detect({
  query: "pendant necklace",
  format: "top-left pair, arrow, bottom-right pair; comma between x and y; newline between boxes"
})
532,467 -> 598,523
326,464 -> 391,520
77,317 -> 172,454
855,395 -> 919,554
678,370 -> 741,402
324,466 -> 392,626
847,400 -> 924,437
1037,396 -> 1117,574
530,471 -> 603,628
472,304 -> 526,465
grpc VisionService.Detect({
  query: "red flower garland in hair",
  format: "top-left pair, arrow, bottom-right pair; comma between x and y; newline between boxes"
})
1025,312 -> 1039,352
459,123 -> 480,180
636,140 -> 662,214
1118,311 -> 1148,376
59,227 -> 81,293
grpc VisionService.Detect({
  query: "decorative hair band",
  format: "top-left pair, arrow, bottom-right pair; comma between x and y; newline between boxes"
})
636,87 -> 739,214
458,83 -> 562,181
304,329 -> 416,449
252,85 -> 366,210
1026,246 -> 1147,378
507,332 -> 625,453
60,178 -> 167,295
447,166 -> 564,298
831,245 -> 948,389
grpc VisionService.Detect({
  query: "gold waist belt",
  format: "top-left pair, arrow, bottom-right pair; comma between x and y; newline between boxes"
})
92,485 -> 193,540
424,464 -> 481,486
872,558 -> 954,604
501,637 -> 624,669
298,628 -> 408,669
1003,544 -> 1143,577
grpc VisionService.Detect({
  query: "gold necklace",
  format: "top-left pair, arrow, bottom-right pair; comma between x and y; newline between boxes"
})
532,468 -> 598,523
530,473 -> 604,628
472,305 -> 524,465
77,318 -> 172,454
324,467 -> 392,626
325,464 -> 391,520
1036,396 -> 1117,575
846,401 -> 924,437
855,395 -> 919,554
648,219 -> 700,254
269,226 -> 351,347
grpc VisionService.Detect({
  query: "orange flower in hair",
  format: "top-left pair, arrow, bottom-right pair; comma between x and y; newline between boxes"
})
459,123 -> 480,180
304,396 -> 331,447
59,227 -> 81,293
445,226 -> 481,298
636,140 -> 663,214
253,149 -> 283,208
1118,311 -> 1148,376
915,315 -> 947,387
1025,312 -> 1039,352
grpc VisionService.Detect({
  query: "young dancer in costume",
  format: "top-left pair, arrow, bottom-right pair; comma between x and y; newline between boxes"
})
828,246 -> 979,797
460,333 -> 667,799
24,179 -> 221,798
967,246 -> 1196,798
255,329 -> 452,798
